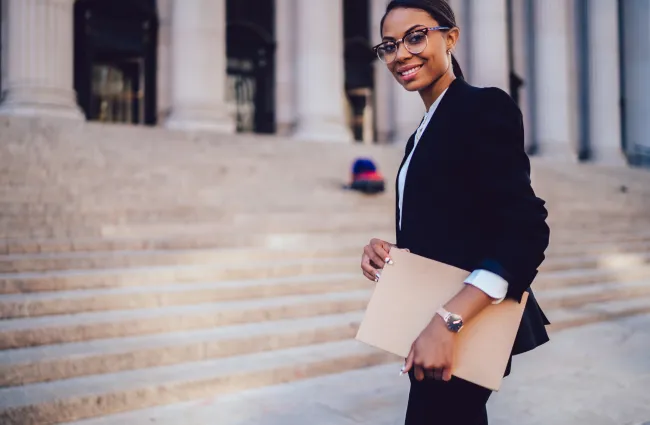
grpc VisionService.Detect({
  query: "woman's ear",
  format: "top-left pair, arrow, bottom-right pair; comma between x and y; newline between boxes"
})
447,27 -> 460,52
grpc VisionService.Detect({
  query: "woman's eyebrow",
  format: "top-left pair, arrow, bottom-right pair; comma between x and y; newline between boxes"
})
382,24 -> 427,41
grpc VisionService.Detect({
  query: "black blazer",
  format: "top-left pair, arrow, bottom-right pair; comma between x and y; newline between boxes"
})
396,78 -> 550,356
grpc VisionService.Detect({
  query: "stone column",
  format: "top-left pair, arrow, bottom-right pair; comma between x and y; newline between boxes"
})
586,0 -> 625,165
275,0 -> 296,136
371,0 -> 394,143
620,0 -> 650,164
156,0 -> 173,123
448,0 -> 471,80
467,0 -> 509,90
393,87 -> 425,145
509,0 -> 536,152
293,0 -> 352,142
165,0 -> 234,133
0,0 -> 83,120
532,0 -> 577,159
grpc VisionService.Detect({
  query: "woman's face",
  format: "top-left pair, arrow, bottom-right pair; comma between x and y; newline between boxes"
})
381,8 -> 457,92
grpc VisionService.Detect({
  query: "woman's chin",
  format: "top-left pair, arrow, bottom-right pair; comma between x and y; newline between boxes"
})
401,79 -> 427,92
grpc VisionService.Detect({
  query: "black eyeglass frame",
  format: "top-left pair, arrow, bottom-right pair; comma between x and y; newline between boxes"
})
373,26 -> 451,63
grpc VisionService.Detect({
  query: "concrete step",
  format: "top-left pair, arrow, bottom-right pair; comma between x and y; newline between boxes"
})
0,290 -> 372,349
2,278 -> 649,387
2,288 -> 650,424
2,255 -> 649,318
0,340 -> 399,425
3,228 -> 650,256
0,257 -> 360,294
534,265 -> 650,289
0,230 -> 393,255
3,242 -> 650,274
0,273 -> 365,319
547,294 -> 650,332
0,311 -> 365,387
0,246 -> 362,273
60,313 -> 650,425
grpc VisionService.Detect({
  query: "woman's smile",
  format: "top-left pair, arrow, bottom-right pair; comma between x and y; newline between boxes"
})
396,63 -> 424,82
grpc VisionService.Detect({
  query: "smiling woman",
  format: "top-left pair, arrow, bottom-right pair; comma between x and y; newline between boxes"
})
360,1 -> 551,424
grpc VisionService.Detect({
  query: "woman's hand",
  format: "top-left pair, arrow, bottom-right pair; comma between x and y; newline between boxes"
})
402,315 -> 457,381
360,238 -> 395,282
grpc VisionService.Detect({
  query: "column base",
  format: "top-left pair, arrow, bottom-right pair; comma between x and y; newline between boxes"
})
0,88 -> 84,121
293,119 -> 353,143
536,141 -> 578,162
591,146 -> 628,166
165,108 -> 235,133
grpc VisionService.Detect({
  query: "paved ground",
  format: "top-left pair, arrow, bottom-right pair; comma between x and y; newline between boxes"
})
71,314 -> 650,425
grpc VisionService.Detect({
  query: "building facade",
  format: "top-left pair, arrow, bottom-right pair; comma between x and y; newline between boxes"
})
0,0 -> 648,167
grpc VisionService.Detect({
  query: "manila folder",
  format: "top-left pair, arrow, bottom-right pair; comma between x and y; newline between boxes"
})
355,248 -> 528,391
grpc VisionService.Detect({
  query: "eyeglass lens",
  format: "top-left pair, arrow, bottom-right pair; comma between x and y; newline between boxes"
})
377,31 -> 428,63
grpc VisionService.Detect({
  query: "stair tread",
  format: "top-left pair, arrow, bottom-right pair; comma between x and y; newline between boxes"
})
0,272 -> 359,303
0,312 -> 364,366
0,256 -> 357,280
0,339 -> 379,410
0,290 -> 372,332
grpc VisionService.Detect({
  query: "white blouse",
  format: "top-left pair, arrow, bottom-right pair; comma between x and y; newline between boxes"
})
396,89 -> 509,304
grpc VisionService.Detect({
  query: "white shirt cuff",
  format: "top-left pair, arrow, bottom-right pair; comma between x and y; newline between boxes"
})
464,270 -> 509,304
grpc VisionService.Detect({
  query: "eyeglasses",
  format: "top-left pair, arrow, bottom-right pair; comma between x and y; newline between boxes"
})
373,26 -> 450,64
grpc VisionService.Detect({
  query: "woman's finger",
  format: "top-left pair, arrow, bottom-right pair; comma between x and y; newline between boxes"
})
442,367 -> 453,382
370,239 -> 393,265
401,345 -> 415,375
433,368 -> 444,381
365,245 -> 386,270
361,254 -> 380,281
414,366 -> 425,381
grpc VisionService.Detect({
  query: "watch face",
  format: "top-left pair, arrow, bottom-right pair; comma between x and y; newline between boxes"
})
447,313 -> 464,332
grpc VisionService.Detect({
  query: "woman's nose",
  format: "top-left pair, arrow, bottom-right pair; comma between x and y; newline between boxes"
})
395,42 -> 412,61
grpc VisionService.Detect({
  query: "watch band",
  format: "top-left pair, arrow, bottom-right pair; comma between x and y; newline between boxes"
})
436,306 -> 464,333
436,307 -> 451,322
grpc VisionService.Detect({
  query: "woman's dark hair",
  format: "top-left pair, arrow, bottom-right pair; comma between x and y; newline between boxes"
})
380,0 -> 464,80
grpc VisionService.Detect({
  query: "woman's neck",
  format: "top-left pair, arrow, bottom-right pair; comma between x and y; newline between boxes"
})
420,71 -> 456,111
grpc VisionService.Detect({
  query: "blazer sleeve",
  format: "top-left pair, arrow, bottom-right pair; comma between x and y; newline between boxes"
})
470,87 -> 550,302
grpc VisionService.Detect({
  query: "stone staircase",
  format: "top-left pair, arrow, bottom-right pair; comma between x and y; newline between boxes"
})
1,117 -> 650,424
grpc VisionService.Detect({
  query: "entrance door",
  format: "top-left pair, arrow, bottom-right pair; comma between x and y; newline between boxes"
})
74,0 -> 157,125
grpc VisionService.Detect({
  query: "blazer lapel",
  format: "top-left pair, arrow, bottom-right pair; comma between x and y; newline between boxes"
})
415,78 -> 466,148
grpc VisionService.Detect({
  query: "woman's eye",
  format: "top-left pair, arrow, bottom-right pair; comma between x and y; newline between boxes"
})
407,33 -> 426,44
381,44 -> 396,53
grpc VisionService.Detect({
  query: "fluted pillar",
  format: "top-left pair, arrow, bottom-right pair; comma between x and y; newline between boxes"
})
447,0 -> 470,79
156,0 -> 173,122
165,0 -> 235,133
275,0 -> 296,136
293,0 -> 352,142
532,0 -> 578,159
394,88 -> 425,145
0,0 -> 83,120
467,0 -> 509,90
586,0 -> 625,165
371,0 -> 394,143
510,0 -> 536,152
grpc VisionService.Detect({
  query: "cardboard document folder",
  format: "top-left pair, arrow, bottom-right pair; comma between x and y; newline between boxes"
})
355,248 -> 528,391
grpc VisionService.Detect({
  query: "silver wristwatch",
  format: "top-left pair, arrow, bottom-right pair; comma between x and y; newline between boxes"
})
436,307 -> 464,333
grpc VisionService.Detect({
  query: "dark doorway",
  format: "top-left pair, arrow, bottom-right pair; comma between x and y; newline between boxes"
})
74,0 -> 158,125
344,0 -> 375,142
226,0 -> 276,134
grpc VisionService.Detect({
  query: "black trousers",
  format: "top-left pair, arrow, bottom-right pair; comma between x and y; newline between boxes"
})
404,372 -> 492,425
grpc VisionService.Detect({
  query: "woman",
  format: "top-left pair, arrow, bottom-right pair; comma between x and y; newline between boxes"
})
360,1 -> 551,424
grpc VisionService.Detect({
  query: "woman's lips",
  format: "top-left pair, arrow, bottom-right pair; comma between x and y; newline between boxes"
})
398,64 -> 423,82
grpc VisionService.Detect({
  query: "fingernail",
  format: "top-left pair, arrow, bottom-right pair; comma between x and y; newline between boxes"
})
375,273 -> 381,280
385,257 -> 394,265
399,366 -> 405,376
